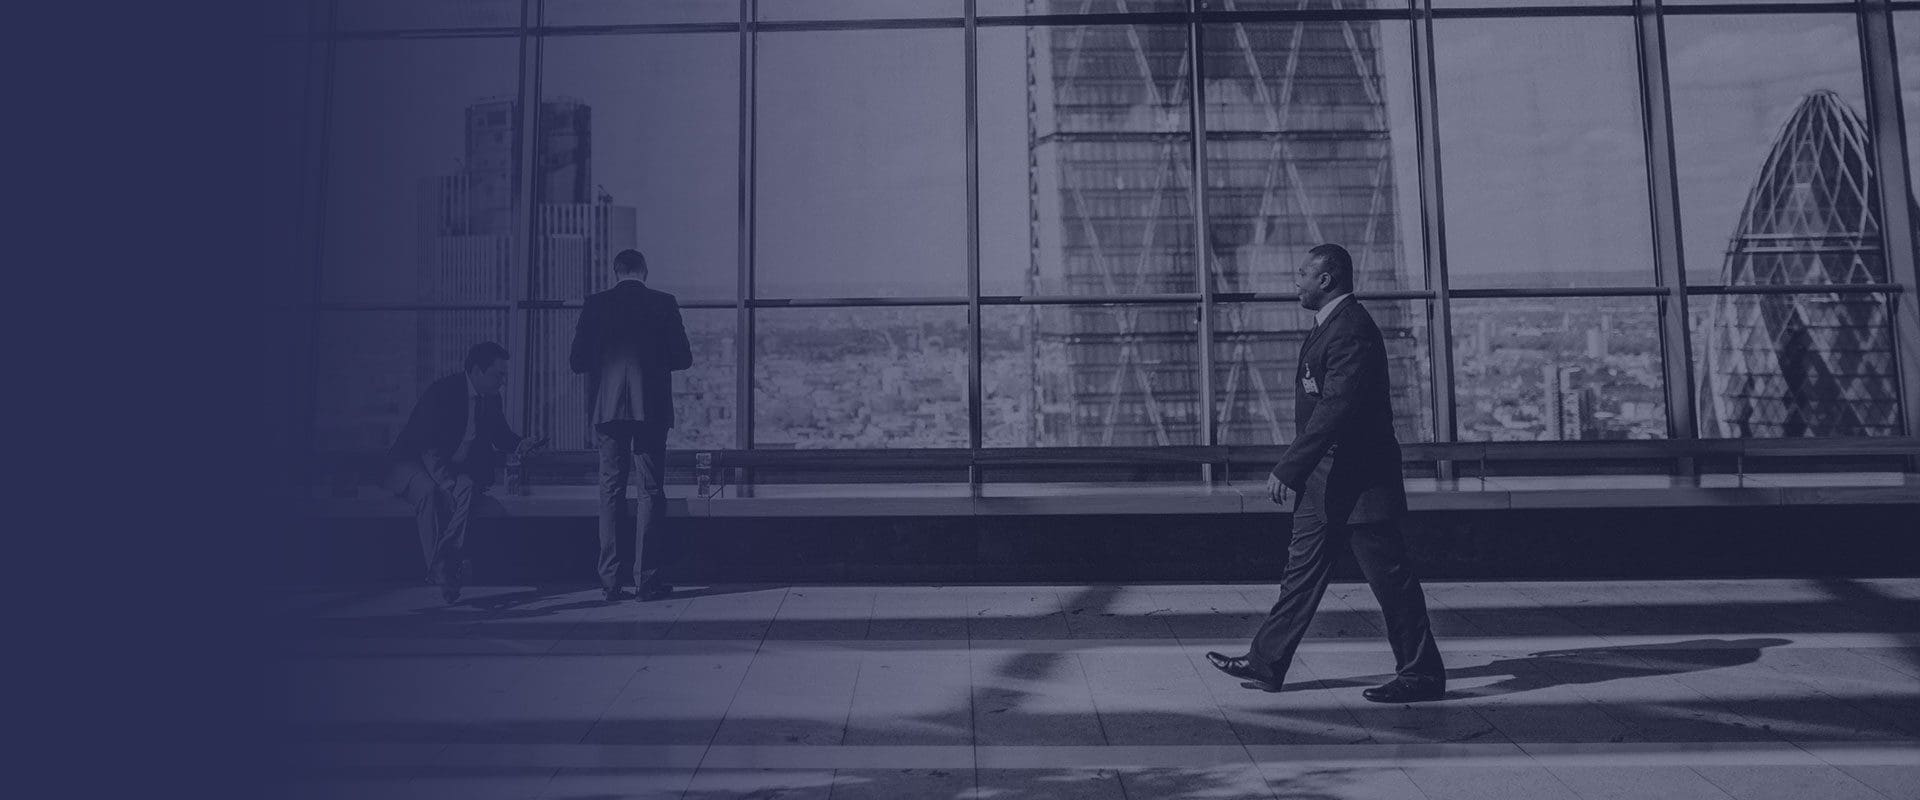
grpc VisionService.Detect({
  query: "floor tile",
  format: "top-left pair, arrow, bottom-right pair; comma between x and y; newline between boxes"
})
827,767 -> 973,800
1403,765 -> 1582,800
538,768 -> 694,800
843,650 -> 974,745
1544,765 -> 1735,800
712,650 -> 863,746
1692,765 -> 1893,800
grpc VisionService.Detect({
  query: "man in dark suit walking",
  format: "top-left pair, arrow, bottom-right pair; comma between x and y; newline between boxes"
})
571,249 -> 694,603
1207,244 -> 1446,703
387,341 -> 539,604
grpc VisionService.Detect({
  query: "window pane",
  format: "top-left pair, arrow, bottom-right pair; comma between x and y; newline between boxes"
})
1898,12 -> 1920,203
539,34 -> 740,303
1663,0 -> 1850,5
1451,297 -> 1667,441
336,0 -> 521,31
527,308 -> 738,450
1435,18 -> 1653,289
983,304 -> 1203,447
323,39 -> 521,303
757,0 -> 960,20
545,0 -> 737,25
754,307 -> 970,447
1204,20 -> 1424,294
981,0 -> 1185,14
1667,15 -> 1880,287
1213,300 -> 1432,445
757,30 -> 966,298
979,25 -> 1196,297
314,310 -> 511,451
1427,0 -> 1619,7
1692,292 -> 1901,438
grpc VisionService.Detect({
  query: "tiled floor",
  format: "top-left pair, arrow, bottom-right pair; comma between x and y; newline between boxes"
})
279,579 -> 1920,799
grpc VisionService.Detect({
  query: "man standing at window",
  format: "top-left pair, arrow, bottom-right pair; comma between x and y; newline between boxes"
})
1206,244 -> 1447,703
386,341 -> 538,605
572,250 -> 694,603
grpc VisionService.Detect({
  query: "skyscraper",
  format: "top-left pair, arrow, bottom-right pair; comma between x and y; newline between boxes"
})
1024,2 -> 1424,447
418,98 -> 638,449
1699,91 -> 1903,438
524,99 -> 640,450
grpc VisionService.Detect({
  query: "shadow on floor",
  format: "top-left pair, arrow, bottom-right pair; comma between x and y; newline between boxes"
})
1275,638 -> 1792,699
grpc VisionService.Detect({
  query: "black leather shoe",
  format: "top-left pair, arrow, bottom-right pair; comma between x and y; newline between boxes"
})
602,586 -> 626,603
636,582 -> 674,602
1205,651 -> 1274,684
1362,677 -> 1446,703
440,583 -> 461,605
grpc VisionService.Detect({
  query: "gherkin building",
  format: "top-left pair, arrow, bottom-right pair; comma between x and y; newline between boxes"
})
1700,91 -> 1904,438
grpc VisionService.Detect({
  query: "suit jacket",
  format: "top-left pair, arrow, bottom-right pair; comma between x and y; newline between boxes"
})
569,280 -> 694,430
1270,298 -> 1408,524
387,373 -> 524,484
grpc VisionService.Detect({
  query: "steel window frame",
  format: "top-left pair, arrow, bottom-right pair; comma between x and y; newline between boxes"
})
291,0 -> 1920,475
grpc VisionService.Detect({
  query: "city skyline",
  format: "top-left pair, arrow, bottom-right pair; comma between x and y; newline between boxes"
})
308,11 -> 1918,452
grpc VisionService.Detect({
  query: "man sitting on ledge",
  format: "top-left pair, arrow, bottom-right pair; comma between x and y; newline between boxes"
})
385,341 -> 541,604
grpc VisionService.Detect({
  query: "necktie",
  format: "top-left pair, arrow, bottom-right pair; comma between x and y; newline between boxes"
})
453,394 -> 480,464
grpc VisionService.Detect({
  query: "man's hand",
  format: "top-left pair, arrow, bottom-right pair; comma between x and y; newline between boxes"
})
1266,473 -> 1292,506
515,435 -> 549,456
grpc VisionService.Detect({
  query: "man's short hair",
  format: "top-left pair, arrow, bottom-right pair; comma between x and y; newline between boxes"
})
464,341 -> 510,373
1307,243 -> 1354,291
613,249 -> 648,276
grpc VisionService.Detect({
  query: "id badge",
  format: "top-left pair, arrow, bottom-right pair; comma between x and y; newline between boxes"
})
1302,371 -> 1319,395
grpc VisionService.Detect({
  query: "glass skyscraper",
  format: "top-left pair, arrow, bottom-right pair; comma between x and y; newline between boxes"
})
1024,2 -> 1424,447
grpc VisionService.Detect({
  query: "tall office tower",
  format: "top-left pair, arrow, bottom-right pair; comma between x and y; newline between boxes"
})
1699,91 -> 1903,438
417,174 -> 512,388
458,97 -> 597,232
532,196 -> 640,449
419,98 -> 636,448
1024,1 -> 1423,447
462,100 -> 518,236
522,99 -> 641,450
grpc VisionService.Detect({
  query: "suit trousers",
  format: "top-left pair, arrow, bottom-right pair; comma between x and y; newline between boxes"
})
387,459 -> 482,584
1248,463 -> 1444,686
596,421 -> 673,590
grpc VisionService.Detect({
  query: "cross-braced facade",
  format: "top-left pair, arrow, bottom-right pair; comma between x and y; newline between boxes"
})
1701,91 -> 1904,438
1025,0 -> 1424,447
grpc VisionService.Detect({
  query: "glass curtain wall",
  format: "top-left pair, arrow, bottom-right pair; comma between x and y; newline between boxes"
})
293,0 -> 1919,472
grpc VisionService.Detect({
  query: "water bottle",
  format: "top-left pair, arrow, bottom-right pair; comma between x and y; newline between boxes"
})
505,450 -> 525,496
